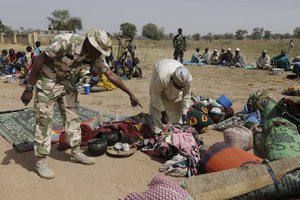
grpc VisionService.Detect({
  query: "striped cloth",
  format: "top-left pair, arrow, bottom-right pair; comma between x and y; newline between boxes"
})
223,125 -> 253,151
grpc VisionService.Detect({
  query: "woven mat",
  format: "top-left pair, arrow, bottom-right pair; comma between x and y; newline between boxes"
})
182,156 -> 300,200
0,105 -> 99,152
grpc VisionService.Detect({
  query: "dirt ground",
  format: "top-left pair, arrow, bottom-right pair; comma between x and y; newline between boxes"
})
0,61 -> 298,199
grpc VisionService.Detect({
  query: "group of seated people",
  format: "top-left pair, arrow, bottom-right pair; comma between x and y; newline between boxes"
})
112,35 -> 143,79
191,47 -> 245,67
0,41 -> 42,78
190,47 -> 298,73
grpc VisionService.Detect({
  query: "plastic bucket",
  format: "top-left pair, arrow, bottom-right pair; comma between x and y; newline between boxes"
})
83,84 -> 91,95
216,95 -> 232,108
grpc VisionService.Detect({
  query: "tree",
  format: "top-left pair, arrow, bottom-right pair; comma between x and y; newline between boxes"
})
0,20 -> 13,34
66,17 -> 82,33
249,27 -> 264,40
263,30 -> 271,40
142,23 -> 163,40
206,32 -> 213,41
168,33 -> 174,40
272,33 -> 284,40
223,32 -> 235,40
120,22 -> 137,39
293,27 -> 300,39
284,33 -> 291,39
47,9 -> 82,32
192,33 -> 200,41
235,29 -> 248,40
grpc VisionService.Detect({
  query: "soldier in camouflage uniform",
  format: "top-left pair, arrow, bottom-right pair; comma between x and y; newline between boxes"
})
173,28 -> 186,64
117,35 -> 131,75
21,27 -> 142,179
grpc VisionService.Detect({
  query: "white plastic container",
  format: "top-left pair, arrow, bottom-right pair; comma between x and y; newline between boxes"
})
271,68 -> 284,75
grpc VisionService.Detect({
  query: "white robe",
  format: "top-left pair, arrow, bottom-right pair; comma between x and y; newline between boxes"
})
149,59 -> 192,134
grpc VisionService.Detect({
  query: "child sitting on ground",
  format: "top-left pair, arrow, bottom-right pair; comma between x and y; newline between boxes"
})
0,49 -> 9,75
127,57 -> 143,79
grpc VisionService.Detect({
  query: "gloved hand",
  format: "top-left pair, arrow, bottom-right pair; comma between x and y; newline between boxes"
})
182,114 -> 187,125
161,111 -> 169,124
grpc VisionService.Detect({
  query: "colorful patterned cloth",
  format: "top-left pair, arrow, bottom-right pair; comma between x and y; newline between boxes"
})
261,98 -> 300,160
223,126 -> 253,151
187,103 -> 213,133
123,175 -> 192,200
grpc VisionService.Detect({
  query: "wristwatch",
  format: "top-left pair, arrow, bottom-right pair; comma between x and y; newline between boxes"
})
25,85 -> 34,92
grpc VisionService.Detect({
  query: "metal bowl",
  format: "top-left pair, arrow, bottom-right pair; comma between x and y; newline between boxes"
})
87,138 -> 108,156
99,131 -> 121,146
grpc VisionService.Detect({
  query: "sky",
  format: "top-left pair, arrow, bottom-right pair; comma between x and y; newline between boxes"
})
1,0 -> 299,36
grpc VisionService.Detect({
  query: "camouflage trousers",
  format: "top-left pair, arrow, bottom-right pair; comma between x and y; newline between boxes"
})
173,48 -> 184,63
34,76 -> 81,157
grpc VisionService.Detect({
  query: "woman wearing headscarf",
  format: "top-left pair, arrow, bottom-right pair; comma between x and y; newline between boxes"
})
149,59 -> 192,134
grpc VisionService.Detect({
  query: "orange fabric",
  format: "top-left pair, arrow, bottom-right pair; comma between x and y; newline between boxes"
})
203,143 -> 263,173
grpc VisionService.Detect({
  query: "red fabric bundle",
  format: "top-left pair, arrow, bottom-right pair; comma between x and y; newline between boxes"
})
58,122 -> 154,150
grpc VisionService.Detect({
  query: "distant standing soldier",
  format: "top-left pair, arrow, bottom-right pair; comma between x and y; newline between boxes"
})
117,35 -> 131,75
173,28 -> 186,63
288,40 -> 294,54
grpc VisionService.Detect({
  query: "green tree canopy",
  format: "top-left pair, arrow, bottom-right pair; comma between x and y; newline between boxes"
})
47,9 -> 82,32
192,33 -> 201,41
263,30 -> 271,40
250,27 -> 264,40
293,27 -> 300,39
235,29 -> 248,40
142,23 -> 164,40
0,20 -> 13,34
120,22 -> 137,39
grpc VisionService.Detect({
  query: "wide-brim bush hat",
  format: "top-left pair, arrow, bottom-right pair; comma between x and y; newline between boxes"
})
87,27 -> 112,57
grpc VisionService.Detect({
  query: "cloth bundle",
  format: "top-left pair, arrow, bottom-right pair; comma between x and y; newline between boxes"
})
187,102 -> 213,133
123,175 -> 192,200
261,98 -> 300,160
223,125 -> 253,151
246,89 -> 277,112
200,142 -> 263,173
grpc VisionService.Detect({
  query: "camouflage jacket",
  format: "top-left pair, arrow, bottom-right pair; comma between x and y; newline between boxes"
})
173,34 -> 186,51
42,34 -> 109,78
42,33 -> 109,90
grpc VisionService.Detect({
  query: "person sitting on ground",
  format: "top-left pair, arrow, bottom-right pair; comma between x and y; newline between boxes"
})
191,48 -> 203,64
210,49 -> 220,65
14,51 -> 27,72
0,49 -> 9,75
270,50 -> 291,70
232,48 -> 245,67
219,47 -> 225,63
89,66 -> 107,92
256,50 -> 271,70
127,38 -> 136,59
34,41 -> 43,55
202,48 -> 211,64
289,62 -> 300,79
7,48 -> 17,74
25,46 -> 34,63
221,48 -> 233,66
149,59 -> 192,134
128,57 -> 143,79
